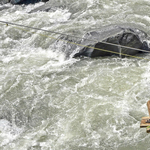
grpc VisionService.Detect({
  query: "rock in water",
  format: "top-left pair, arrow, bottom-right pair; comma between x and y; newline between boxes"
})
8,0 -> 49,5
10,0 -> 41,4
57,25 -> 150,58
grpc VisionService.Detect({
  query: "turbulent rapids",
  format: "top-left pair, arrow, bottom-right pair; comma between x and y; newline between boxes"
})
1,0 -> 150,58
1,0 -> 150,150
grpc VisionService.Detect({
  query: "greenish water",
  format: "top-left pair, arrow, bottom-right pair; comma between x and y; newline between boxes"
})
0,0 -> 150,149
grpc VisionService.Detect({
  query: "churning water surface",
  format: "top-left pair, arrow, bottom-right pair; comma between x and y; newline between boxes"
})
0,0 -> 150,149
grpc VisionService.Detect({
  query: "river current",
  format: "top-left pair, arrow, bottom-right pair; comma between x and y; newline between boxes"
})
0,0 -> 150,150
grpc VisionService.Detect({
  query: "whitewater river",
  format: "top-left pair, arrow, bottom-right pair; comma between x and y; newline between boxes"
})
0,0 -> 150,149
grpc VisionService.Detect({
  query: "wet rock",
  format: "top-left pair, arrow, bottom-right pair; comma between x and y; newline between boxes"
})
58,25 -> 150,58
10,0 -> 41,5
0,0 -> 49,5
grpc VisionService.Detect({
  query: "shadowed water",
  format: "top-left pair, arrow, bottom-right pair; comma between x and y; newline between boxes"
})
0,0 -> 150,149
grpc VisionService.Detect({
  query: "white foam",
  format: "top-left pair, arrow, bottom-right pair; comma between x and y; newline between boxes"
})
0,119 -> 23,146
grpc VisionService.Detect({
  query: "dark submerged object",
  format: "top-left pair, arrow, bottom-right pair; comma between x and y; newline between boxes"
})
9,0 -> 48,5
10,0 -> 40,5
58,25 -> 150,58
